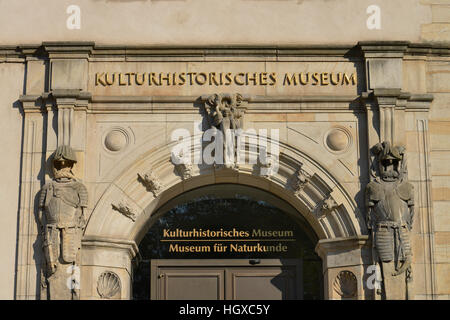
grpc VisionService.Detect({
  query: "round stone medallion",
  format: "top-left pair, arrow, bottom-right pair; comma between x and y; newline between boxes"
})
104,128 -> 128,152
324,127 -> 352,153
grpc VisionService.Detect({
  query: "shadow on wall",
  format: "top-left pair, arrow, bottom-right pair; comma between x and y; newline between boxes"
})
270,258 -> 324,300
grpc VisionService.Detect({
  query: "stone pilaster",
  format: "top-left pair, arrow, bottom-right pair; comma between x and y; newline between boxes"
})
360,41 -> 436,300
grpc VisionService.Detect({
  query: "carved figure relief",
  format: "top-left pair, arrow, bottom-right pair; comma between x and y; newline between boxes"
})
137,169 -> 163,196
257,152 -> 277,178
365,141 -> 414,300
289,167 -> 310,196
204,93 -> 245,169
38,145 -> 88,300
321,195 -> 338,213
205,93 -> 244,131
112,202 -> 137,222
171,149 -> 193,180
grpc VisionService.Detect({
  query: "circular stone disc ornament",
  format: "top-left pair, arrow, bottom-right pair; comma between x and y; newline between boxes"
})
324,127 -> 352,154
104,128 -> 129,152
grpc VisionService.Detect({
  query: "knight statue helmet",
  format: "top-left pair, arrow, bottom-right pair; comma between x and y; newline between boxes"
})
52,145 -> 77,175
372,141 -> 406,182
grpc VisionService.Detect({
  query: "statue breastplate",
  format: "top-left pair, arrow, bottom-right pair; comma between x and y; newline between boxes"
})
367,179 -> 414,263
369,180 -> 412,225
44,181 -> 80,227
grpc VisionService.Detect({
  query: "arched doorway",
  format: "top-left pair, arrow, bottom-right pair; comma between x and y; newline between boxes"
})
81,137 -> 369,300
132,184 -> 323,300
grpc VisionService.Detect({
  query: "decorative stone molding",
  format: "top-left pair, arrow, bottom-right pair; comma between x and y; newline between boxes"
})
333,271 -> 357,299
137,169 -> 163,197
97,271 -> 121,299
104,127 -> 130,153
111,202 -> 136,222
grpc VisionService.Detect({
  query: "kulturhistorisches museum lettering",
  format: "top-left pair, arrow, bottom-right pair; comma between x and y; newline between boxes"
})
95,71 -> 357,87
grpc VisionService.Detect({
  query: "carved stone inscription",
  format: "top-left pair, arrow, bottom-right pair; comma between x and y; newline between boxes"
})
89,62 -> 360,96
95,71 -> 356,87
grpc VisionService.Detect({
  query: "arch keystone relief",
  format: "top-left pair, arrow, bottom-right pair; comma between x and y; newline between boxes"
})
137,169 -> 163,197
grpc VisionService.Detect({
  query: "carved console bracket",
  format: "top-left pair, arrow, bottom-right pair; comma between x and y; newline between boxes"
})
20,90 -> 92,147
361,89 -> 433,145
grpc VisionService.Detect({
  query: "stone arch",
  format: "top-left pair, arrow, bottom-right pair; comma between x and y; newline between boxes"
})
84,135 -> 367,243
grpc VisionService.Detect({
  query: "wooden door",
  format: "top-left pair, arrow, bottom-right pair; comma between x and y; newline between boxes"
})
150,259 -> 302,300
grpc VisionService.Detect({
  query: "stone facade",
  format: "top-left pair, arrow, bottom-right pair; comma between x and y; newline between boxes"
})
0,1 -> 449,300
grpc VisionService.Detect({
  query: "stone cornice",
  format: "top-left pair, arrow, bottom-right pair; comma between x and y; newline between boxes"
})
89,94 -> 363,113
20,91 -> 431,114
361,90 -> 433,112
359,41 -> 409,58
2,42 -> 450,61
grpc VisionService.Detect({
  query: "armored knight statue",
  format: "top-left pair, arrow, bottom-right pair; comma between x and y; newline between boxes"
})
38,145 -> 88,300
365,141 -> 414,300
205,93 -> 244,168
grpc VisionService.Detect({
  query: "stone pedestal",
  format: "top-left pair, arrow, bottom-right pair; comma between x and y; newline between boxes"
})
80,237 -> 139,300
315,236 -> 372,300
